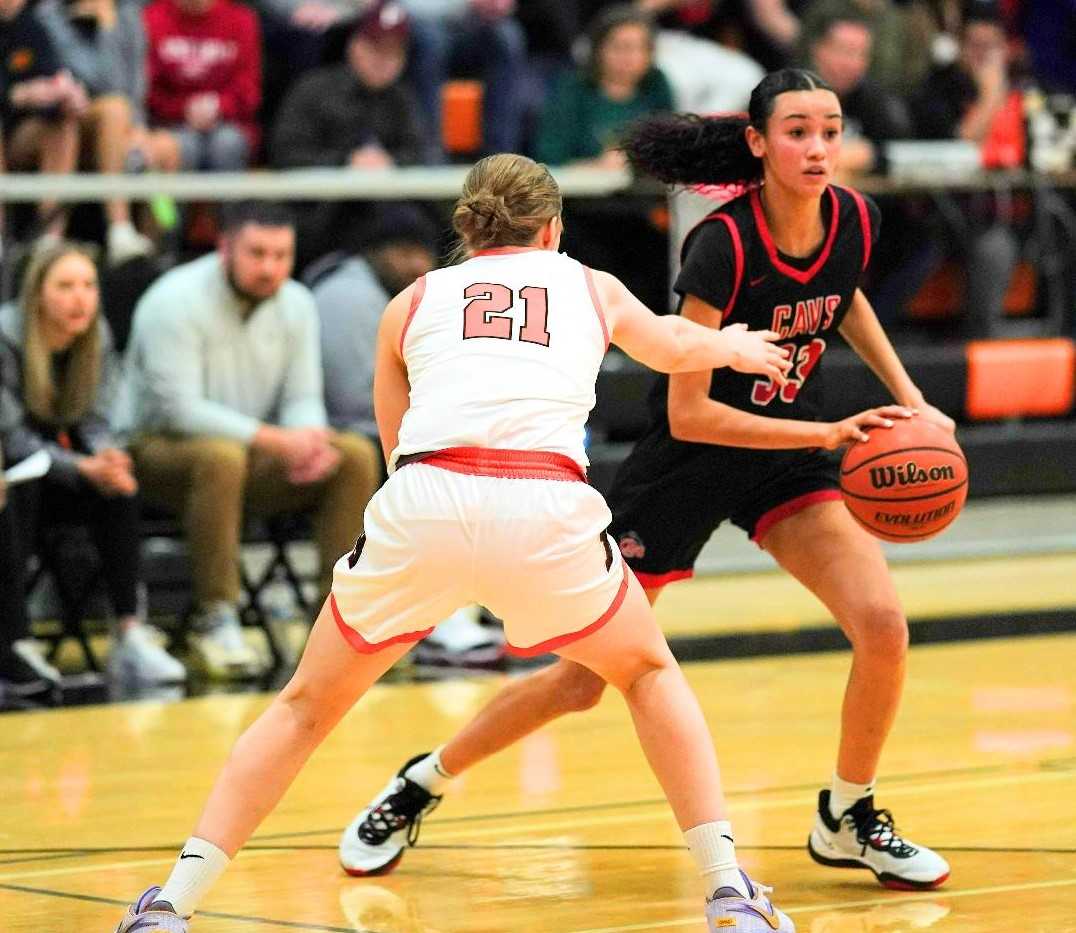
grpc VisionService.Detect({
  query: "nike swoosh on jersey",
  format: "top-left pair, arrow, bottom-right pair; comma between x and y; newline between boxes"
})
749,275 -> 767,287
179,852 -> 205,860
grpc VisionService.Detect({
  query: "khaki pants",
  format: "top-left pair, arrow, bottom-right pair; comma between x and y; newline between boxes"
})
132,433 -> 382,608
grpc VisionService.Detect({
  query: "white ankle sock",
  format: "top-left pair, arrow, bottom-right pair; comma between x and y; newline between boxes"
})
684,820 -> 747,898
403,746 -> 453,795
157,836 -> 231,918
829,773 -> 875,820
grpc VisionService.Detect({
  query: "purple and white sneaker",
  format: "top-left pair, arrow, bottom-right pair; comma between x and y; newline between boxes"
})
115,886 -> 188,932
705,871 -> 794,931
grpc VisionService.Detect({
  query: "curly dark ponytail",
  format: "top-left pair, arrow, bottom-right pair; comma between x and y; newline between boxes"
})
621,68 -> 835,188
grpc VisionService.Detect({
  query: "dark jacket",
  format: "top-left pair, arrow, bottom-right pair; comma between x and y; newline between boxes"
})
0,2 -> 63,125
269,63 -> 425,168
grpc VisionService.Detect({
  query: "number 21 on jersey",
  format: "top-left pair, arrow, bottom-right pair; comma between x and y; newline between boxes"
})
462,283 -> 550,347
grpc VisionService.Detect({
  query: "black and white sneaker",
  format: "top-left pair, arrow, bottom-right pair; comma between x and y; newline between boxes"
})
339,754 -> 442,876
807,790 -> 950,890
0,642 -> 60,699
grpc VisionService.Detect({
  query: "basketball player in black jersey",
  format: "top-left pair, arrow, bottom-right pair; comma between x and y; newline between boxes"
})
341,69 -> 957,895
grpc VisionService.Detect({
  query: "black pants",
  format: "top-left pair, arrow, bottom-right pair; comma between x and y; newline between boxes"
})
0,484 -> 33,647
1,479 -> 142,636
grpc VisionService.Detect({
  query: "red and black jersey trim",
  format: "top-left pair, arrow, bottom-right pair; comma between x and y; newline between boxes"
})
680,212 -> 745,322
836,185 -> 873,272
750,186 -> 840,285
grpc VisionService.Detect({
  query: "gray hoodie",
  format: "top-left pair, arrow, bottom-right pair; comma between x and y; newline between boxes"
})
0,302 -> 124,487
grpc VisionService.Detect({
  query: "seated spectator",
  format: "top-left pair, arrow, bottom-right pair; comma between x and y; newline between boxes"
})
271,2 -> 424,171
142,0 -> 261,171
905,0 -> 1019,336
913,0 -> 1011,145
799,0 -> 937,97
807,10 -> 911,175
305,204 -> 438,440
0,339 -> 61,701
118,202 -> 382,679
0,243 -> 186,688
36,0 -> 155,264
536,5 -> 674,311
0,0 -> 85,248
535,5 -> 673,168
270,1 -> 428,267
403,0 -> 527,159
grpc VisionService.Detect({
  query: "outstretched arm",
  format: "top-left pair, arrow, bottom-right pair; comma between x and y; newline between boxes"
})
597,269 -> 790,381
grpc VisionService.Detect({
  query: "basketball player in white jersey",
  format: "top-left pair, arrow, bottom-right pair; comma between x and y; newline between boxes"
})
115,154 -> 796,933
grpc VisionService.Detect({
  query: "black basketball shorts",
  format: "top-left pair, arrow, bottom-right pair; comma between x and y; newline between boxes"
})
606,438 -> 841,588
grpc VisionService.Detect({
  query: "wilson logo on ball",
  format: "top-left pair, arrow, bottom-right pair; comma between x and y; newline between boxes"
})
868,461 -> 957,490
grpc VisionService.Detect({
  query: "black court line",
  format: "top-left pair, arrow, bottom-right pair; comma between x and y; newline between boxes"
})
242,752 -> 1076,843
1,755 -> 1072,860
0,852 -> 99,867
0,882 -> 356,932
667,607 -> 1076,663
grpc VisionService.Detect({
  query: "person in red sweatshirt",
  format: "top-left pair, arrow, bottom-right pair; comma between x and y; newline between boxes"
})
142,0 -> 261,171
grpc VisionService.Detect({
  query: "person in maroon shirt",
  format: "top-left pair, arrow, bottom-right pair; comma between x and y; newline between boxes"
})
141,0 -> 261,171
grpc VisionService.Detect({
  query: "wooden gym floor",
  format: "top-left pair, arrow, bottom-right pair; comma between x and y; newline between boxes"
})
1,551 -> 1075,932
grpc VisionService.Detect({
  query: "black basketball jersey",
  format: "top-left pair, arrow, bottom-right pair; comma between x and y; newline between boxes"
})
651,184 -> 880,426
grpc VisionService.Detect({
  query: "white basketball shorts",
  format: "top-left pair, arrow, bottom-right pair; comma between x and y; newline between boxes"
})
330,448 -> 628,656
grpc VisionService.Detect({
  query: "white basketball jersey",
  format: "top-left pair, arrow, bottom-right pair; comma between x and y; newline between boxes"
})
392,247 -> 609,471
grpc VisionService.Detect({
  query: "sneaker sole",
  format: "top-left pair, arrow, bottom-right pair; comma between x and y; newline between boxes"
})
807,835 -> 950,890
341,847 -> 404,878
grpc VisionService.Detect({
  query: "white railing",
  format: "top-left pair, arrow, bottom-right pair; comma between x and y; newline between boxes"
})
0,165 -> 633,203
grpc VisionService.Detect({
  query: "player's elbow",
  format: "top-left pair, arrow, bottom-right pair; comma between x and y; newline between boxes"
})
667,405 -> 699,442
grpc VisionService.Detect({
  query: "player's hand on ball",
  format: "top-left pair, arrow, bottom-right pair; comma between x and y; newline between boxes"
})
824,405 -> 915,450
914,403 -> 956,435
722,323 -> 792,385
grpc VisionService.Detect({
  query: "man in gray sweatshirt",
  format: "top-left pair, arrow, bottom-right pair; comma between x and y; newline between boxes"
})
119,201 -> 382,678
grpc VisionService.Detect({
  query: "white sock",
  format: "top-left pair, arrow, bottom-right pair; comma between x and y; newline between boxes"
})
157,836 -> 231,918
684,820 -> 747,898
829,773 -> 875,820
403,746 -> 454,795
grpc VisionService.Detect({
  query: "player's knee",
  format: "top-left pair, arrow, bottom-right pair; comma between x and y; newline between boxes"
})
600,650 -> 670,698
554,664 -> 606,712
851,605 -> 909,661
277,678 -> 339,739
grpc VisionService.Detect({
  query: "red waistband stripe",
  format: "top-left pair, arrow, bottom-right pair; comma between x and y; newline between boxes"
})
398,447 -> 587,482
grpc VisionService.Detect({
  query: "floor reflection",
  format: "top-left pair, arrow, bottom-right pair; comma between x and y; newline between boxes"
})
339,883 -> 446,933
808,901 -> 951,932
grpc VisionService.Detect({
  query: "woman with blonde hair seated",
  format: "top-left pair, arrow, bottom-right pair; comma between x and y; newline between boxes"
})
0,242 -> 185,687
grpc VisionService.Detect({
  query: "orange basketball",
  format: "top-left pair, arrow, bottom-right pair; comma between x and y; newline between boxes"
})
840,418 -> 968,543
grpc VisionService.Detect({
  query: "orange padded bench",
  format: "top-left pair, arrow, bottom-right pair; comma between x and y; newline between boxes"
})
442,79 -> 483,155
966,338 -> 1076,420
